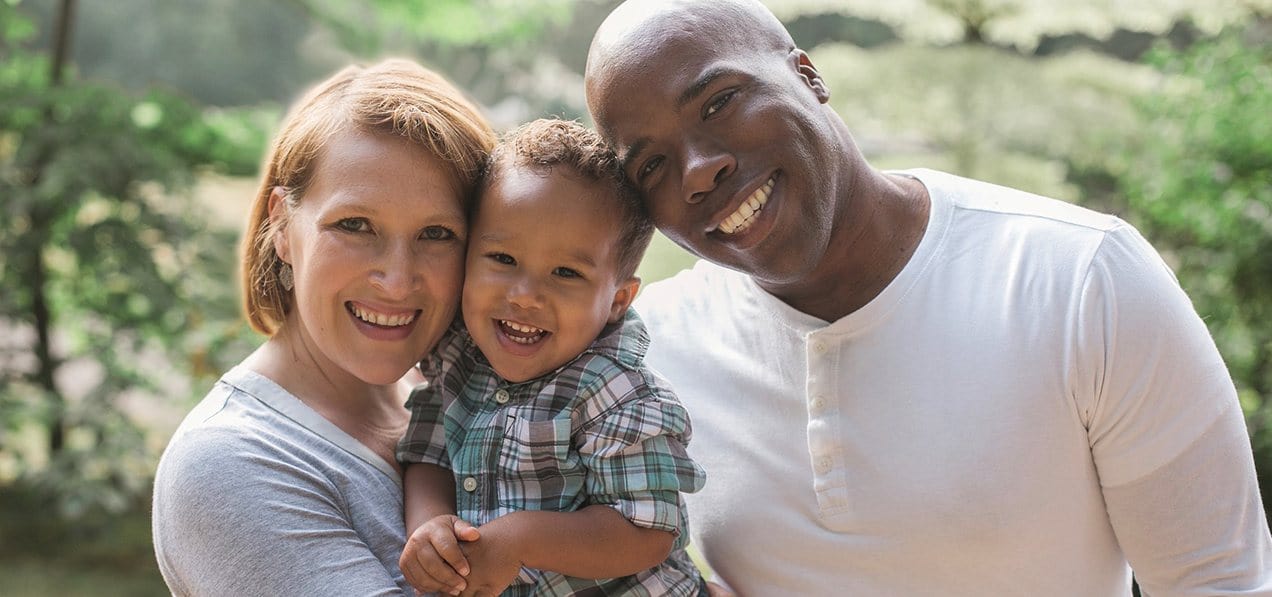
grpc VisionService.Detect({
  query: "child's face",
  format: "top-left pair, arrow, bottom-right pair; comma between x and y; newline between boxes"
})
462,165 -> 639,383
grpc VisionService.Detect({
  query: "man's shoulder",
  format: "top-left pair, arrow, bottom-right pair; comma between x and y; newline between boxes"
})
909,168 -> 1122,235
637,260 -> 747,314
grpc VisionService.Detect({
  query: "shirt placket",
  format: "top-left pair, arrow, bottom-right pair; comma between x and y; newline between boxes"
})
806,330 -> 849,516
455,387 -> 509,522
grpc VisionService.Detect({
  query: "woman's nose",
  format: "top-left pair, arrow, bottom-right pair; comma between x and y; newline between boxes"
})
370,241 -> 419,298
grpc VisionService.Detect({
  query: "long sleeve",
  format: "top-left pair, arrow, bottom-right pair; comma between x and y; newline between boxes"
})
1076,223 -> 1272,594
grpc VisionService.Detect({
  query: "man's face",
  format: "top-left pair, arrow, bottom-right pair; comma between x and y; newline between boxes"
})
587,20 -> 841,287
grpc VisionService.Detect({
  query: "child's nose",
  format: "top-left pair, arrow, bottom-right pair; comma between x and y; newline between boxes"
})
505,275 -> 544,309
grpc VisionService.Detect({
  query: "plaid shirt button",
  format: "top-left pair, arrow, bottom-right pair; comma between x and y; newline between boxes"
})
494,389 -> 510,404
462,476 -> 478,492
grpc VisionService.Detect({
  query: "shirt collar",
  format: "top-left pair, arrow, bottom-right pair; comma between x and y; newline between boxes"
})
582,306 -> 649,369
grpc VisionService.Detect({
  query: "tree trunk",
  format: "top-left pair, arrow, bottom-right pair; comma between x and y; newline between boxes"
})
37,0 -> 77,455
50,0 -> 76,85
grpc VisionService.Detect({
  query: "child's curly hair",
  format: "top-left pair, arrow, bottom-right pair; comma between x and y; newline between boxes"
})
481,118 -> 654,279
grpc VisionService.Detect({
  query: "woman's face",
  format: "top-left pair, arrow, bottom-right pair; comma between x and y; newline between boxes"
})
273,129 -> 466,386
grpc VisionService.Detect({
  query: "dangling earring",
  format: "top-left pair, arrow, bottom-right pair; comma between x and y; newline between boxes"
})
279,262 -> 294,291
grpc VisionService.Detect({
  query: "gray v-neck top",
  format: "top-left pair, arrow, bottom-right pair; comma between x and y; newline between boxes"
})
152,365 -> 409,596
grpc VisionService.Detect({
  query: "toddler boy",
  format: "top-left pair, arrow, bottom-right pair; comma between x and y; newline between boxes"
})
397,119 -> 707,596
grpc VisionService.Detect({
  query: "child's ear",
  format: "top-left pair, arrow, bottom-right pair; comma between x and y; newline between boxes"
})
607,276 -> 641,323
268,186 -> 291,263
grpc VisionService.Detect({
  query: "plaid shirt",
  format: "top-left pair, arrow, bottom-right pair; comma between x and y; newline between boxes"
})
398,308 -> 707,597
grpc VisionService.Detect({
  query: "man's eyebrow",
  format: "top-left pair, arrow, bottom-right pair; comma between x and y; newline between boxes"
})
619,139 -> 649,172
619,66 -> 738,172
676,65 -> 734,109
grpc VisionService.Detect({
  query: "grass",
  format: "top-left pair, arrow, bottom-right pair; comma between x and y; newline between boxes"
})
0,482 -> 167,596
0,558 -> 168,597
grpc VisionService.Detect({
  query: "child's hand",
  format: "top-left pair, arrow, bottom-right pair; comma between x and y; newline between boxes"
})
400,514 -> 481,596
455,517 -> 526,597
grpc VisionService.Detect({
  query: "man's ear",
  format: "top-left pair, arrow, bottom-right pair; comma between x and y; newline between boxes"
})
268,186 -> 292,263
795,49 -> 830,104
608,276 -> 642,323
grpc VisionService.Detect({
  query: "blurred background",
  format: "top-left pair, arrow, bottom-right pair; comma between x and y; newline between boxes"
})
1,0 -> 1269,594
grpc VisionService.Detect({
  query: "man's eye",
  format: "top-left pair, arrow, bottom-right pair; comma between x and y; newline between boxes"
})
420,226 -> 455,241
336,218 -> 370,233
553,267 -> 582,279
638,156 -> 664,181
704,90 -> 736,117
488,253 -> 515,266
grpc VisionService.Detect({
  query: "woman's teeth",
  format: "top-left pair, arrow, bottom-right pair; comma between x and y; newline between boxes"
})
718,177 -> 775,235
500,320 -> 546,344
351,304 -> 416,327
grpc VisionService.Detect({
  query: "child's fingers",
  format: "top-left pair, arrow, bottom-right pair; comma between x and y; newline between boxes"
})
402,528 -> 468,594
430,523 -> 472,577
399,545 -> 449,594
453,518 -> 481,542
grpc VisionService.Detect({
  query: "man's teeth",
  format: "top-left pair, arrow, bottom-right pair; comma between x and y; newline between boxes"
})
719,177 -> 775,235
500,320 -> 546,344
352,305 -> 416,327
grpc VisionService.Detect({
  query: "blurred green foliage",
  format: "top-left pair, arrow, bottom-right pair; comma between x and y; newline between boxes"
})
0,2 -> 260,517
1102,23 -> 1272,499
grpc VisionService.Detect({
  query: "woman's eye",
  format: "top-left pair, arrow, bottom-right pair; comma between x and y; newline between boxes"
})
335,218 -> 370,233
704,90 -> 735,117
553,267 -> 582,279
420,226 -> 455,241
488,253 -> 515,266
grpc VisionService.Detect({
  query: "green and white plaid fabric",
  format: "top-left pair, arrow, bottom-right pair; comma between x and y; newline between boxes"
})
398,308 -> 707,597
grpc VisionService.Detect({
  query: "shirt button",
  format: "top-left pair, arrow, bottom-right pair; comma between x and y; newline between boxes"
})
812,341 -> 828,354
815,456 -> 833,474
809,395 -> 826,413
462,476 -> 478,492
494,389 -> 510,404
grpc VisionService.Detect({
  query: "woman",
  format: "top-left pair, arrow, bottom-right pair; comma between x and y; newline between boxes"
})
152,59 -> 495,596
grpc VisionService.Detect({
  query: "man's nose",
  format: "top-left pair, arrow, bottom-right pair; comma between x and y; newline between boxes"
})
682,138 -> 735,205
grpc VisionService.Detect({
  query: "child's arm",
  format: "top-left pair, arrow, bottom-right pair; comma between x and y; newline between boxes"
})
400,463 -> 479,595
491,504 -> 674,575
457,504 -> 676,595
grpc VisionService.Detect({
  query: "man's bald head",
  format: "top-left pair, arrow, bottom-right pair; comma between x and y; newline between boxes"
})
586,0 -> 796,130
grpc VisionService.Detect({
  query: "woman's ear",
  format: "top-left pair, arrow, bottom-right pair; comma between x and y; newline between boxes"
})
268,186 -> 292,263
608,276 -> 642,323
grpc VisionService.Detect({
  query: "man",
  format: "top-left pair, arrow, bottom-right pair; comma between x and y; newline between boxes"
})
584,0 -> 1272,594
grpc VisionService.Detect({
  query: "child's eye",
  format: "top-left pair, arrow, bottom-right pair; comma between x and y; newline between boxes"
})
420,226 -> 455,241
335,217 -> 370,233
487,252 -> 515,266
553,267 -> 582,279
704,89 -> 736,118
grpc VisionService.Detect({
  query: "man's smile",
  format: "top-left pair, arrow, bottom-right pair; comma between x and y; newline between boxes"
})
709,173 -> 778,236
